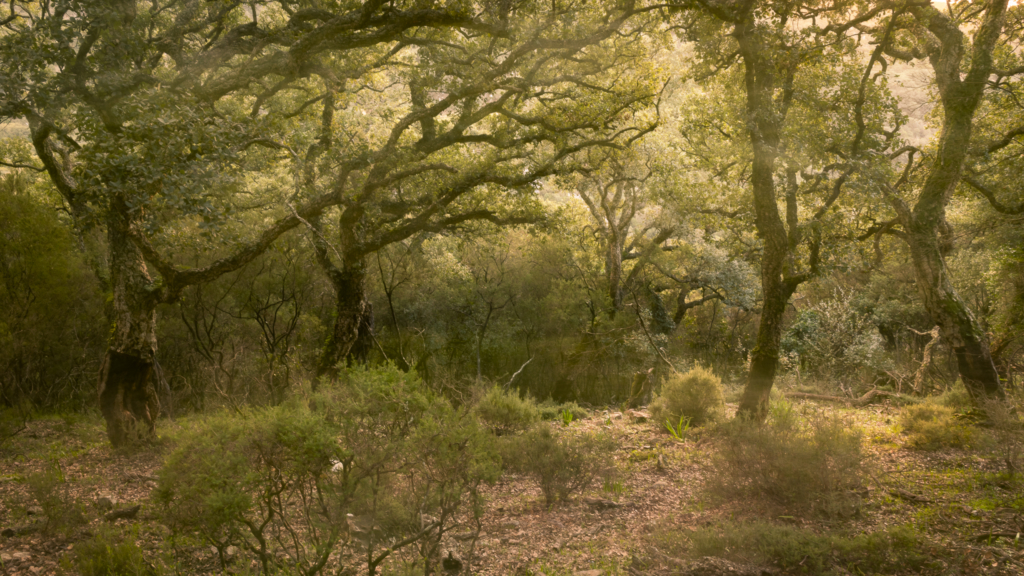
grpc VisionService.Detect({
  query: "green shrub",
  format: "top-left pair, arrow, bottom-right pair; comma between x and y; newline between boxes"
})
472,386 -> 540,435
649,366 -> 725,427
979,398 -> 1022,479
711,409 -> 864,515
900,403 -> 972,449
63,524 -> 157,576
156,364 -> 499,575
502,425 -> 615,506
537,400 -> 590,422
937,380 -> 973,410
27,460 -> 87,534
660,521 -> 931,574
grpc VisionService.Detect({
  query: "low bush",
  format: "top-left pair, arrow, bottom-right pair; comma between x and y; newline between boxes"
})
472,385 -> 540,435
937,380 -> 973,410
900,403 -> 972,450
710,407 -> 864,515
658,521 -> 932,574
502,425 -> 616,506
156,364 -> 500,575
537,400 -> 590,422
27,460 -> 87,534
63,524 -> 157,576
649,366 -> 725,428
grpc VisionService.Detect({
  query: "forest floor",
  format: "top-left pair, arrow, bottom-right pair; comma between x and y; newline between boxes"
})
0,393 -> 1023,576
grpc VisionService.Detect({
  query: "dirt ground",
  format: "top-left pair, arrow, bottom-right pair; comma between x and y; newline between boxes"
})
1,399 -> 1023,576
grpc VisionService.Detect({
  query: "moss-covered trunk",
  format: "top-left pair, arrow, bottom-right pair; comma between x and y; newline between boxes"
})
892,1 -> 1009,402
316,255 -> 374,379
99,199 -> 160,446
904,205 -> 1005,401
733,11 -> 797,421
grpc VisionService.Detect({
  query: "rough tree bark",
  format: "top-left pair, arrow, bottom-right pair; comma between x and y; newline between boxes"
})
732,10 -> 800,422
100,198 -> 161,446
312,211 -> 375,380
316,260 -> 375,379
883,0 -> 1009,402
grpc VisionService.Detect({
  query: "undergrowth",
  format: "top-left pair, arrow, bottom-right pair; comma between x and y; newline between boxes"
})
900,403 -> 973,450
61,524 -> 157,576
501,425 -> 616,506
656,521 -> 935,575
709,400 -> 865,516
649,365 -> 726,427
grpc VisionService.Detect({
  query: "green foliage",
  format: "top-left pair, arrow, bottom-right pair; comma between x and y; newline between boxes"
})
781,287 -> 889,385
900,403 -> 973,450
0,175 -> 106,409
980,398 -> 1024,480
537,401 -> 590,422
63,524 -> 157,576
649,366 -> 726,427
472,386 -> 541,435
662,521 -> 931,574
937,381 -> 974,411
711,407 -> 865,515
27,459 -> 87,534
560,409 -> 574,427
502,425 -> 615,506
665,415 -> 692,441
156,365 -> 499,574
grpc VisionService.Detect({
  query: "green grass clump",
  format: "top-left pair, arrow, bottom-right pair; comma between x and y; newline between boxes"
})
901,403 -> 972,450
537,400 -> 590,422
472,386 -> 540,435
63,524 -> 157,576
649,365 -> 726,427
661,521 -> 932,574
936,380 -> 973,410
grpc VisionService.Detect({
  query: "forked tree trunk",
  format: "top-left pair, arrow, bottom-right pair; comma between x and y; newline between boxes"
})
100,202 -> 160,446
316,258 -> 374,379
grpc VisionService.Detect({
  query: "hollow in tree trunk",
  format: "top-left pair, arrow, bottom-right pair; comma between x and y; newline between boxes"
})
99,203 -> 160,446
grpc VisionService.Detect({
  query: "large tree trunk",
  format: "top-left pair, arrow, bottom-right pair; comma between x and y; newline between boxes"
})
904,216 -> 1005,401
316,257 -> 374,379
890,1 -> 1009,403
100,201 -> 160,446
738,269 -> 796,421
733,10 -> 796,422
